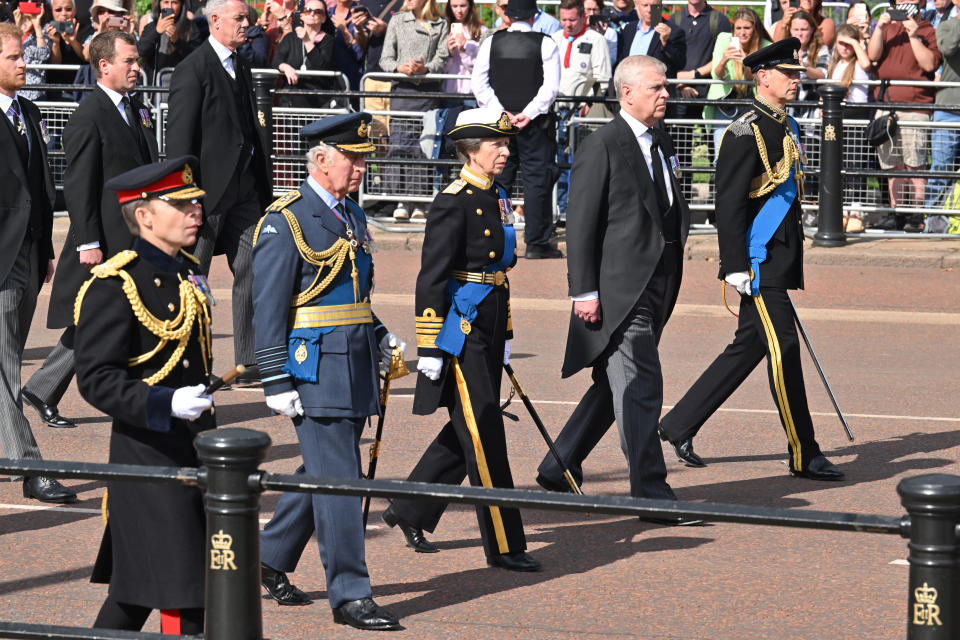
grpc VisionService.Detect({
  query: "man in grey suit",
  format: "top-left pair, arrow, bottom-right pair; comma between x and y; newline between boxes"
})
0,23 -> 75,503
536,56 -> 696,523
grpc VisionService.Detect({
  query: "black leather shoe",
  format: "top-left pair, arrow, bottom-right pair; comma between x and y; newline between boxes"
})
22,476 -> 77,503
671,437 -> 705,468
639,514 -> 704,526
21,389 -> 76,428
523,245 -> 563,259
535,474 -> 575,493
381,510 -> 438,553
791,455 -> 844,481
261,564 -> 312,606
332,597 -> 401,631
487,551 -> 542,572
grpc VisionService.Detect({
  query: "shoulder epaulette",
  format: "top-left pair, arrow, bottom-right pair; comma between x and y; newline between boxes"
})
179,249 -> 200,265
91,250 -> 138,277
442,179 -> 466,195
727,111 -> 759,138
266,189 -> 302,213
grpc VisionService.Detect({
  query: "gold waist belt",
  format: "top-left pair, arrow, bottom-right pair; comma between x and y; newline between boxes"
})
289,302 -> 372,329
451,270 -> 507,287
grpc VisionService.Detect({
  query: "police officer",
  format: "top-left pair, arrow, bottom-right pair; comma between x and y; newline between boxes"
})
74,156 -> 215,634
380,108 -> 541,572
472,0 -> 562,259
252,113 -> 403,631
657,39 -> 844,481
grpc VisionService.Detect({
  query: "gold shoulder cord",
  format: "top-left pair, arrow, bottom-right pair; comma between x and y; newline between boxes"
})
749,124 -> 802,199
74,252 -> 212,386
279,209 -> 360,307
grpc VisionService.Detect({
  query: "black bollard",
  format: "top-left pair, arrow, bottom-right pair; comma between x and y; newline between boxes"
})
252,71 -> 274,185
195,428 -> 272,640
813,84 -> 847,247
898,474 -> 960,639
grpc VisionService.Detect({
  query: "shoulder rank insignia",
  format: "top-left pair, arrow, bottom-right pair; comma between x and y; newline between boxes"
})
443,179 -> 466,195
727,111 -> 759,138
92,249 -> 138,277
266,190 -> 302,213
261,224 -> 278,235
179,249 -> 200,265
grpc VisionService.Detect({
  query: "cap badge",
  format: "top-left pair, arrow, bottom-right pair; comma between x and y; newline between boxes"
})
181,163 -> 193,185
357,119 -> 369,138
793,49 -> 800,61
497,113 -> 511,131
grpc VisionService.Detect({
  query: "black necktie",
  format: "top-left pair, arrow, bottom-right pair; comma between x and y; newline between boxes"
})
649,133 -> 670,215
8,100 -> 28,165
122,96 -> 151,162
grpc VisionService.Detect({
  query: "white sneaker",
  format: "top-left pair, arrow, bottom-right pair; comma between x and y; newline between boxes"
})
392,205 -> 409,220
411,208 -> 426,220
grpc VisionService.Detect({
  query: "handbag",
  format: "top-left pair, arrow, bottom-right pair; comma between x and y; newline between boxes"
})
865,81 -> 898,148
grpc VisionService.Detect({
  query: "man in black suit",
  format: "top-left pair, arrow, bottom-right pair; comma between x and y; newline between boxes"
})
166,0 -> 272,379
657,40 -> 843,481
24,31 -> 158,431
536,56 -> 696,523
0,23 -> 75,503
617,0 -> 685,78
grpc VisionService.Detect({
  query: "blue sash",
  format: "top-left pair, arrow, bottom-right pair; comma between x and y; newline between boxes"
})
434,184 -> 516,357
746,117 -> 801,296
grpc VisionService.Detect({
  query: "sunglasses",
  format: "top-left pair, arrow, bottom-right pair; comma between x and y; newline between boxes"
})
302,8 -> 326,15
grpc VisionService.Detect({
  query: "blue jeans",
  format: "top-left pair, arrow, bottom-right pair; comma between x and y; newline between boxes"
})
924,110 -> 960,231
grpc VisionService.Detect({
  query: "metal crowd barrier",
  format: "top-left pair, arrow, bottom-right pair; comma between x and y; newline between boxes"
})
0,427 -> 959,639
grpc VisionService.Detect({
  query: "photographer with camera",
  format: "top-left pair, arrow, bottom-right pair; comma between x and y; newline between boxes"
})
583,0 -> 619,65
138,0 -> 203,83
12,2 -> 51,100
867,0 -> 941,231
83,0 -> 131,61
45,0 -> 88,100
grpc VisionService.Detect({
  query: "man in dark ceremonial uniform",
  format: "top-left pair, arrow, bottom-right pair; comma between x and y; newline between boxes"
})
252,113 -> 403,631
25,30 -> 158,431
657,39 -> 843,481
74,156 -> 215,634
380,108 -> 541,572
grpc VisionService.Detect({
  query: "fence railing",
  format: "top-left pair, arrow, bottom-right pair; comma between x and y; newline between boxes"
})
1,427 -> 959,639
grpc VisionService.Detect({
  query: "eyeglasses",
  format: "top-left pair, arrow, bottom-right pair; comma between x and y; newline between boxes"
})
303,8 -> 326,15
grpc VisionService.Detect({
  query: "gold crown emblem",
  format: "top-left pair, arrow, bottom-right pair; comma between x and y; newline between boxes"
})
357,120 -> 369,138
181,163 -> 193,185
211,529 -> 233,550
915,583 -> 938,605
497,113 -> 512,131
793,49 -> 800,61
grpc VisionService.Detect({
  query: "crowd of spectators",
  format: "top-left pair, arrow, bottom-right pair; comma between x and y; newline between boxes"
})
5,0 -> 960,231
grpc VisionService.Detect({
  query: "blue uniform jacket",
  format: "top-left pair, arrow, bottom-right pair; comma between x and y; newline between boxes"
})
251,182 -> 385,418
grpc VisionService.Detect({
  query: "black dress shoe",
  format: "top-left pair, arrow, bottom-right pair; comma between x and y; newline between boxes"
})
22,476 -> 77,503
791,455 -> 844,481
535,474 -> 575,493
332,597 -> 401,631
487,551 -> 542,572
21,389 -> 76,428
381,509 -> 438,553
523,245 -> 563,259
671,437 -> 705,468
261,563 -> 312,606
639,514 -> 704,526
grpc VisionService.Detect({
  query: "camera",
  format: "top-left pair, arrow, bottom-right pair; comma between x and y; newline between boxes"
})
588,13 -> 605,26
105,14 -> 127,28
51,19 -> 75,33
290,10 -> 301,28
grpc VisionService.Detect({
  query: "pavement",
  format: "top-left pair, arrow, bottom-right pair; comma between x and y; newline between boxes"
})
1,217 -> 958,639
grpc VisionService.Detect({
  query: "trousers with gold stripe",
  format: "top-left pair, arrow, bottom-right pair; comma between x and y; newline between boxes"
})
659,287 -> 823,473
389,287 -> 526,557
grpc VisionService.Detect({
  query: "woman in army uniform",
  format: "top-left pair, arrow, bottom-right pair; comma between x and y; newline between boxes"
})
74,156 -> 216,634
381,108 -> 541,572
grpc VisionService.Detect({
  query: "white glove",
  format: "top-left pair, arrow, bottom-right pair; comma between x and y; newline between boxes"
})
417,356 -> 443,381
503,340 -> 510,365
171,384 -> 213,420
379,332 -> 406,370
265,390 -> 304,417
725,271 -> 752,296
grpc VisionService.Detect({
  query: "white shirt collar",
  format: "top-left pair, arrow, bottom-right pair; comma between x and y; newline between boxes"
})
307,175 -> 343,212
0,92 -> 15,115
619,108 -> 651,141
98,82 -> 127,107
508,21 -> 533,32
208,34 -> 235,63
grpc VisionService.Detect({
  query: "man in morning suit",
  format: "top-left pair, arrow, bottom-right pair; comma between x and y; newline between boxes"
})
253,113 -> 403,631
0,23 -> 74,503
166,0 -> 271,381
536,56 -> 698,524
657,40 -> 844,481
24,31 -> 158,432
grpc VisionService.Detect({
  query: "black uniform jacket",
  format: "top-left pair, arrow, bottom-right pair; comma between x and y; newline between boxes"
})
413,171 -> 517,415
0,95 -> 55,290
561,116 -> 689,378
166,40 -> 271,216
47,87 -> 158,329
75,239 -> 214,610
715,98 -> 804,290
